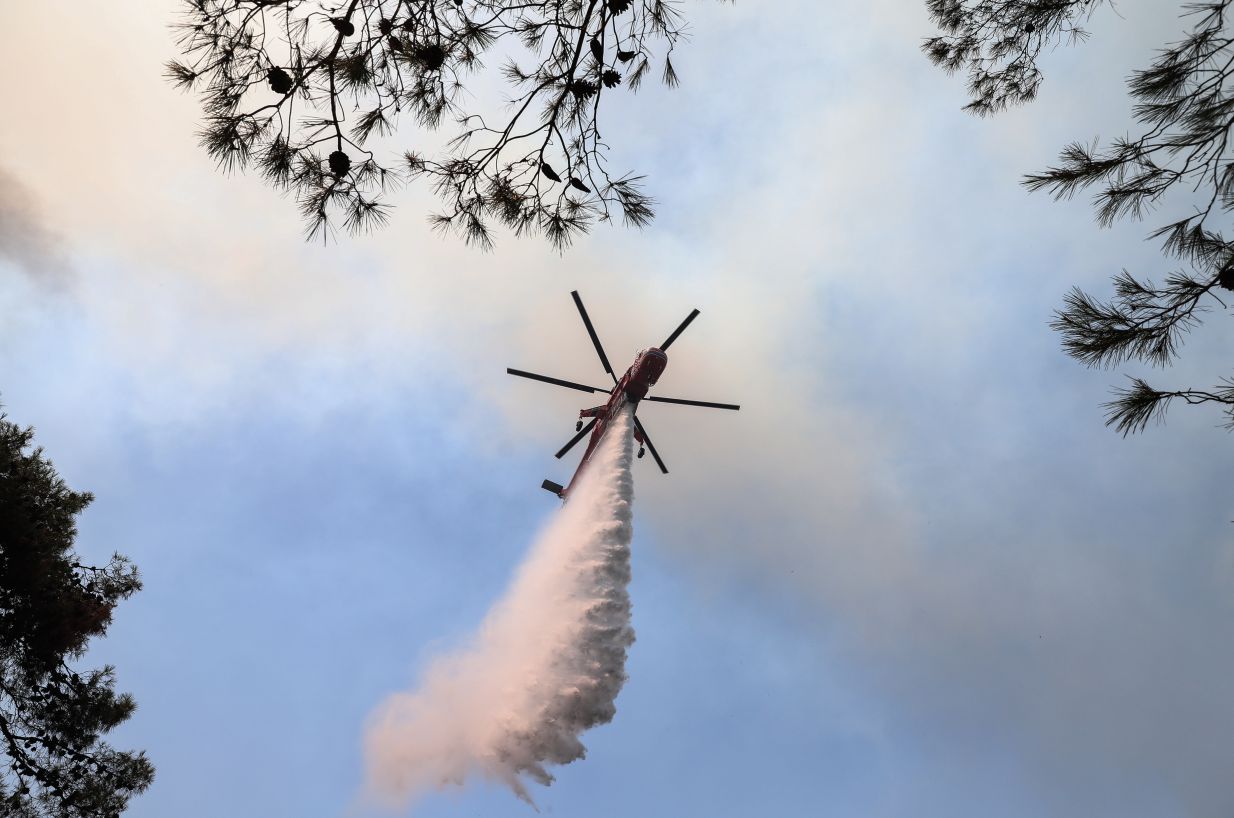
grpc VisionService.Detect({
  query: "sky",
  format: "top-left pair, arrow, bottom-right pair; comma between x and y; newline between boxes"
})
3,1 -> 1234,816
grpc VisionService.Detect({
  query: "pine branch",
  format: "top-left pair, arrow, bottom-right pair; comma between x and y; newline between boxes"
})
923,0 -> 1105,116
1051,270 -> 1217,368
1105,375 -> 1234,435
170,0 -> 696,248
983,0 -> 1234,433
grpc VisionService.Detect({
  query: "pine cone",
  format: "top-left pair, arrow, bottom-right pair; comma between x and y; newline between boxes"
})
601,70 -> 621,88
569,177 -> 591,193
266,67 -> 293,95
568,79 -> 597,99
416,43 -> 446,70
329,150 -> 351,177
617,49 -> 636,63
590,37 -> 604,64
607,0 -> 632,13
1218,266 -> 1234,291
378,17 -> 394,35
331,18 -> 355,37
540,162 -> 562,183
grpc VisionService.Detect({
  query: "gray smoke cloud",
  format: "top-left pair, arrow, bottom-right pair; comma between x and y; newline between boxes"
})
364,407 -> 636,807
0,167 -> 69,285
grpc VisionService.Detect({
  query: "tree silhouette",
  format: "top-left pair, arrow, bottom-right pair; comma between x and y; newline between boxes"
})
0,415 -> 153,816
167,0 -> 691,249
926,0 -> 1234,434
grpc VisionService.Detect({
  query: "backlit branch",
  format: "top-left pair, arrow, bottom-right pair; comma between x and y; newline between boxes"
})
168,0 -> 690,248
1104,376 -> 1234,435
929,0 -> 1234,434
923,0 -> 1106,115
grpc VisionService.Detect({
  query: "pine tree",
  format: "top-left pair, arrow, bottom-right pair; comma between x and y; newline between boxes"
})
0,415 -> 153,817
926,0 -> 1234,434
166,0 -> 680,249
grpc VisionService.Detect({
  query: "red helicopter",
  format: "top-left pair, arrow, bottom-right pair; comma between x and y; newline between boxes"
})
508,291 -> 740,500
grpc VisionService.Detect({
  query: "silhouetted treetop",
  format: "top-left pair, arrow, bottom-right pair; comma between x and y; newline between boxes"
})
168,0 -> 693,249
0,415 -> 154,815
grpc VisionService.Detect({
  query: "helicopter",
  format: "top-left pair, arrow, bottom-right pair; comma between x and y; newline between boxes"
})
508,291 -> 739,499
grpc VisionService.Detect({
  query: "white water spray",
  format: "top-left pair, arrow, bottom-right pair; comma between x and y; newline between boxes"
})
364,406 -> 636,807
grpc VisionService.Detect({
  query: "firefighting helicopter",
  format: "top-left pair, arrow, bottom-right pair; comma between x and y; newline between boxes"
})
507,291 -> 740,500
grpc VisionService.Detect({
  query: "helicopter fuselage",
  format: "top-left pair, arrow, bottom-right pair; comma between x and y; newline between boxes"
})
557,348 -> 667,499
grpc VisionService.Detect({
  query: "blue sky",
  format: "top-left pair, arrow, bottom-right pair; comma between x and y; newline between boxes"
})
3,1 -> 1234,816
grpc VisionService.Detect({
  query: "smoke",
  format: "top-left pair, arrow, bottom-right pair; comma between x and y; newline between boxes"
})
364,407 -> 636,808
0,167 -> 69,285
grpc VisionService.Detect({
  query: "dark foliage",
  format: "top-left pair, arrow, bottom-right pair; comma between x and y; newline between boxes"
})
168,0 -> 694,249
0,415 -> 153,816
928,0 -> 1234,434
923,0 -> 1105,115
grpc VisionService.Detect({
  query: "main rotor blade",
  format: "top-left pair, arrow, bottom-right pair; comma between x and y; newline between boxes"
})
633,415 -> 668,474
645,395 -> 741,411
555,417 -> 598,459
659,308 -> 700,351
571,290 -> 616,384
507,368 -> 603,394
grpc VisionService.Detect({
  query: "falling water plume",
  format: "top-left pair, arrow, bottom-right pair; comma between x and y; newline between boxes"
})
364,406 -> 636,807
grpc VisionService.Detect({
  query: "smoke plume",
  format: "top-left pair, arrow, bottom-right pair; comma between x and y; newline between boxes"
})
364,407 -> 636,807
0,167 -> 69,285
